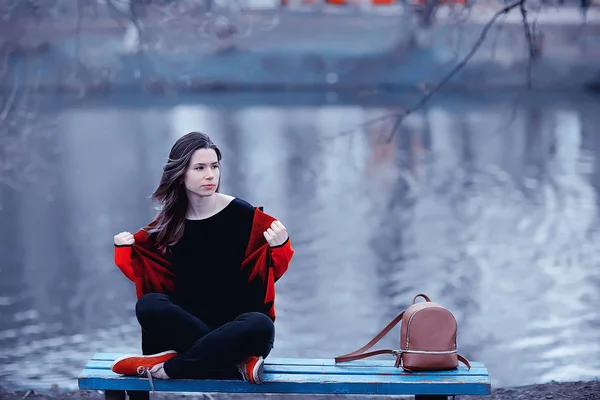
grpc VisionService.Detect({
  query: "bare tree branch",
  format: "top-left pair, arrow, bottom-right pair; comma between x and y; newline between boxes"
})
334,0 -> 537,143
381,0 -> 538,142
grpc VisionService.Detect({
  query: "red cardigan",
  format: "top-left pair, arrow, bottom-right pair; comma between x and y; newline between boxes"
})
114,207 -> 294,321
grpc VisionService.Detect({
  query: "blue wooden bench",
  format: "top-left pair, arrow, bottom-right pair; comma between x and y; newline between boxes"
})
79,353 -> 491,400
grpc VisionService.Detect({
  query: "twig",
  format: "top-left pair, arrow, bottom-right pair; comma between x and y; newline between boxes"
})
490,12 -> 508,60
75,0 -> 83,59
519,1 -> 537,89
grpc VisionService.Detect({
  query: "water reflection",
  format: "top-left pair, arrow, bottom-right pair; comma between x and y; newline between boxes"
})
0,94 -> 599,389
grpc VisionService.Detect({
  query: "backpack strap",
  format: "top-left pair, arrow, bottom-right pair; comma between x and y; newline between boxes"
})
458,354 -> 471,370
334,311 -> 405,363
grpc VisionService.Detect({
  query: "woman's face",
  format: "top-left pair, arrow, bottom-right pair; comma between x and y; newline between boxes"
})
183,148 -> 220,197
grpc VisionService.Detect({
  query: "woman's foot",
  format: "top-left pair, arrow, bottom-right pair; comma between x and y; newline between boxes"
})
237,356 -> 264,384
111,350 -> 177,377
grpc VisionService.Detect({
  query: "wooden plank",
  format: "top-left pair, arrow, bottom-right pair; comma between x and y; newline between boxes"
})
79,369 -> 488,384
84,360 -> 487,377
78,369 -> 491,395
90,353 -> 484,368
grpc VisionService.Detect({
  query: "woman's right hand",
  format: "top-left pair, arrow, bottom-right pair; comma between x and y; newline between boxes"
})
114,231 -> 135,246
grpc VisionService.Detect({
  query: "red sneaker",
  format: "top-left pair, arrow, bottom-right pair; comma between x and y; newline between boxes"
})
237,356 -> 265,384
111,350 -> 177,376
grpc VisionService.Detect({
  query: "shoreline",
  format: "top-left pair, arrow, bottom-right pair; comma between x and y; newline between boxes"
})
1,380 -> 599,400
4,6 -> 600,92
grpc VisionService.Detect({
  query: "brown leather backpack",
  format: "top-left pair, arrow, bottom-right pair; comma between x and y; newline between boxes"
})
335,294 -> 471,371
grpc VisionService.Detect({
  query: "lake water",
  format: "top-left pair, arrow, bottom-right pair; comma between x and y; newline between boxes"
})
0,91 -> 599,390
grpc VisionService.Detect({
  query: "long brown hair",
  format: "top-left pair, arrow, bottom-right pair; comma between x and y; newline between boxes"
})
145,132 -> 222,252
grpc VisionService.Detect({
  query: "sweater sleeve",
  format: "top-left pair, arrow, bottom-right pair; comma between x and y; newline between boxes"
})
114,244 -> 135,282
270,237 -> 294,281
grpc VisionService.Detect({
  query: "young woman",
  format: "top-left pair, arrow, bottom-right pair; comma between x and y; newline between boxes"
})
110,132 -> 294,385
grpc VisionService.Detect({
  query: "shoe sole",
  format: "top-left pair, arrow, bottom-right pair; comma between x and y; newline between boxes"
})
252,356 -> 265,384
111,350 -> 178,371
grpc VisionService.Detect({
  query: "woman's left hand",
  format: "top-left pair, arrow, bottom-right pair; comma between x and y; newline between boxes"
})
264,221 -> 288,247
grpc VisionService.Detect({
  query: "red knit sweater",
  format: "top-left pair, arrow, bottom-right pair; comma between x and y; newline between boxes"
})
114,207 -> 294,321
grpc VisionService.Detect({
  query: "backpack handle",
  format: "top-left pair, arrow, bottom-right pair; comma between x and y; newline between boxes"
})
412,293 -> 431,304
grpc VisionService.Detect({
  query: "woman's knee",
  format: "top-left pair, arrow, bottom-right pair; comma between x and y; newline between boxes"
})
243,312 -> 275,342
135,293 -> 171,323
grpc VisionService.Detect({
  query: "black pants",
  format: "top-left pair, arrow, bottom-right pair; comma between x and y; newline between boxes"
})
135,293 -> 275,379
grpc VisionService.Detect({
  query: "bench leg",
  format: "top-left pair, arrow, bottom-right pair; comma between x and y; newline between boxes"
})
127,390 -> 150,400
415,396 -> 450,400
104,390 -> 126,400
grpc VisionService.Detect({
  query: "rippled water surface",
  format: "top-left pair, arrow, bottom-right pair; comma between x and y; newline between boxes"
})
0,92 -> 599,390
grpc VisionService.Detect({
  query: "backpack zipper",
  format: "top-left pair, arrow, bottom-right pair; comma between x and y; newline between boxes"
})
405,310 -> 421,349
